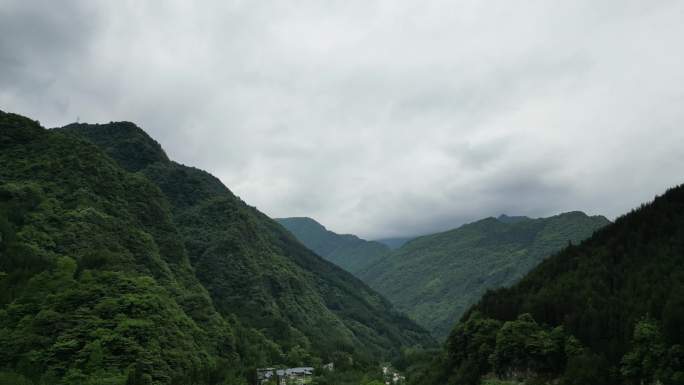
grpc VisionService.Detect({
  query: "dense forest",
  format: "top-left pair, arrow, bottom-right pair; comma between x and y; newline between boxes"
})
359,213 -> 609,339
0,111 -> 432,385
275,217 -> 390,275
408,185 -> 684,385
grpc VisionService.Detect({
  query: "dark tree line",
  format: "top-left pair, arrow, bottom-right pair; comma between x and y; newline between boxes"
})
410,184 -> 684,385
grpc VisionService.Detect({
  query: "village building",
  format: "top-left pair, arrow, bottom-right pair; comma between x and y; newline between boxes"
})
381,365 -> 405,385
256,367 -> 314,385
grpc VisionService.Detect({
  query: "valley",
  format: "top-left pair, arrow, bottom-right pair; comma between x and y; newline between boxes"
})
280,213 -> 609,340
3,1 -> 682,384
1,110 -> 682,385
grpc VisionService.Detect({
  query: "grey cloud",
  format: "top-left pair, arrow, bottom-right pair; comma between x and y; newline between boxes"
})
1,0 -> 683,239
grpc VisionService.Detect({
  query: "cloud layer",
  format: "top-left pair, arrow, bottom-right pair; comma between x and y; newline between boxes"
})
2,0 -> 684,238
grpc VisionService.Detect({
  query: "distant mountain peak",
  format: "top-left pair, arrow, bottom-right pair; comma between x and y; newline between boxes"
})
278,216 -> 327,228
553,211 -> 611,224
276,217 -> 390,274
555,210 -> 588,217
496,214 -> 531,224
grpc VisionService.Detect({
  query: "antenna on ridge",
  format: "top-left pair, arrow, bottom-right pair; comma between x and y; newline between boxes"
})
76,116 -> 80,123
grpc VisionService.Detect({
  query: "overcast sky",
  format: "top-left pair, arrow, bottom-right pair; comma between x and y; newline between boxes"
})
2,1 -> 684,239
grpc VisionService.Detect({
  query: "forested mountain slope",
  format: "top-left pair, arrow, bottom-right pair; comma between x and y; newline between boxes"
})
361,212 -> 609,339
0,111 -> 252,384
275,217 -> 390,274
415,185 -> 684,385
59,121 -> 432,366
0,110 -> 432,385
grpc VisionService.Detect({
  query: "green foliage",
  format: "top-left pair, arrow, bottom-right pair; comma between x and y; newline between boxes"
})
59,122 -> 169,172
620,316 -> 684,385
393,347 -> 446,385
621,316 -> 666,383
62,121 -> 433,364
489,314 -> 571,379
480,379 -> 522,385
312,366 -> 383,385
561,352 -> 612,385
469,185 -> 684,366
411,313 -> 581,385
0,111 -> 242,383
3,110 -> 428,383
423,183 -> 684,385
46,115 -> 432,379
0,371 -> 34,385
275,217 -> 390,274
446,312 -> 501,381
361,212 -> 609,339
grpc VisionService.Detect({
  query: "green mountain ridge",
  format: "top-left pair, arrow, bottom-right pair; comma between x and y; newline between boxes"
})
0,111 -> 432,385
375,237 -> 415,250
359,211 -> 610,339
1,112 -> 242,384
275,217 -> 391,275
496,214 -> 532,224
413,185 -> 684,385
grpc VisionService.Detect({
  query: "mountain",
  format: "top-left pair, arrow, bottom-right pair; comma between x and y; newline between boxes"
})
58,122 -> 434,359
360,212 -> 610,339
375,237 -> 414,250
413,185 -> 684,385
275,217 -> 390,274
0,111 -> 245,384
0,111 -> 432,384
496,214 -> 532,224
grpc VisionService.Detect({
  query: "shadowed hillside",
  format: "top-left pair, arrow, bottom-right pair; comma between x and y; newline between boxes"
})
275,217 -> 390,274
411,185 -> 684,385
361,212 -> 609,339
60,121 -> 433,368
0,111 -> 434,385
